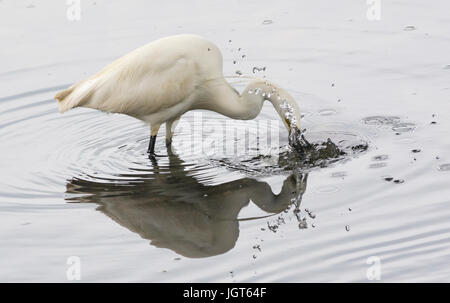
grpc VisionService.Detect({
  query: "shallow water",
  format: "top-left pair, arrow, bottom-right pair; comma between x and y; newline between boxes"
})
1,0 -> 450,282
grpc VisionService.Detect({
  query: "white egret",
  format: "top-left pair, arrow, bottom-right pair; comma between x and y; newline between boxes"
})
55,34 -> 303,156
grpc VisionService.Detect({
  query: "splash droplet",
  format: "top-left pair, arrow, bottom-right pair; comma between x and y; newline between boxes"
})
403,25 -> 416,31
438,163 -> 450,171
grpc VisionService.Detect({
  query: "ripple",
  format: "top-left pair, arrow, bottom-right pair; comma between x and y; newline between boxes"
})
369,162 -> 388,169
318,108 -> 337,116
362,115 -> 400,126
362,115 -> 416,134
315,185 -> 339,194
392,122 -> 416,133
0,89 -> 370,203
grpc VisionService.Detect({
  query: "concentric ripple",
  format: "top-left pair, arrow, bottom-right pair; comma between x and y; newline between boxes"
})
0,85 -> 372,199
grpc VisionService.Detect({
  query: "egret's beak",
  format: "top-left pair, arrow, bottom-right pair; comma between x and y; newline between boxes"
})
269,93 -> 301,132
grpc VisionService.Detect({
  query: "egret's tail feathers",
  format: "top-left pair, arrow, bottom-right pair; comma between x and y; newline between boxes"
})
55,79 -> 98,113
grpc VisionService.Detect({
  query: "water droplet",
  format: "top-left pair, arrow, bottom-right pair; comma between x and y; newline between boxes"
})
438,163 -> 450,171
235,70 -> 242,76
393,179 -> 404,184
372,154 -> 389,161
262,20 -> 273,25
403,25 -> 416,31
412,149 -> 421,153
252,66 -> 266,73
345,225 -> 350,232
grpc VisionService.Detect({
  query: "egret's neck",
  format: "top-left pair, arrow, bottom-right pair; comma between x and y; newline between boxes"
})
242,79 -> 302,130
195,78 -> 263,120
197,78 -> 300,130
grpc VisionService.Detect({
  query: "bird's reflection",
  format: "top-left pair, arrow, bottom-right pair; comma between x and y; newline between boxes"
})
65,151 -> 308,258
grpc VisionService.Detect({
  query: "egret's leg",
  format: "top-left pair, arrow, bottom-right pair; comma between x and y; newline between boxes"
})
165,117 -> 180,148
147,124 -> 161,156
148,135 -> 157,154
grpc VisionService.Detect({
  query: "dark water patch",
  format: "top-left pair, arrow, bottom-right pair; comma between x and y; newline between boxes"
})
215,130 -> 369,176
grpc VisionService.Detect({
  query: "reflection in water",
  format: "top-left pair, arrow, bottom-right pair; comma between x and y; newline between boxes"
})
65,150 -> 308,258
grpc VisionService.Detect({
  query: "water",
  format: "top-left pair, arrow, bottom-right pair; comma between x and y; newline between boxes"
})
1,0 -> 450,282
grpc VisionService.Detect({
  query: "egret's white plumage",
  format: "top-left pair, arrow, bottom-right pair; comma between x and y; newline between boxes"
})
55,34 -> 302,154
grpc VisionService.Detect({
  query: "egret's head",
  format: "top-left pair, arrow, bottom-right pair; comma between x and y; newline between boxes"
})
270,93 -> 302,134
243,79 -> 309,153
270,92 -> 311,153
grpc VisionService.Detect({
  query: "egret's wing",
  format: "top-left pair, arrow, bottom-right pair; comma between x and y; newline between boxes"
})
56,44 -> 200,116
83,47 -> 201,116
56,35 -> 225,116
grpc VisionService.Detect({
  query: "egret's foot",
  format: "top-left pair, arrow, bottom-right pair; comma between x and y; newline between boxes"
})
147,151 -> 168,158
